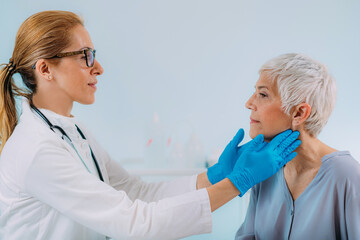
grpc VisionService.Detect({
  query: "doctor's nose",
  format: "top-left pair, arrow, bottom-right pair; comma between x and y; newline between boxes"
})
91,59 -> 104,76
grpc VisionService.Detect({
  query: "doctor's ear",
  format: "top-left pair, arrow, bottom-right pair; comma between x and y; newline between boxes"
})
291,103 -> 311,127
34,59 -> 54,81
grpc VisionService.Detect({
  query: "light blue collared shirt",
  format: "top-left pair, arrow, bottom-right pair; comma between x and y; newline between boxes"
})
235,151 -> 360,240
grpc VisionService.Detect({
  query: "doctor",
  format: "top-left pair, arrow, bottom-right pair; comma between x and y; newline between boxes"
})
0,10 -> 300,240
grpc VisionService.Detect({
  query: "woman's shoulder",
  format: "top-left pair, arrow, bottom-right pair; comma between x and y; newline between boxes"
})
321,151 -> 360,182
3,113 -> 62,158
322,151 -> 359,167
0,109 -> 67,187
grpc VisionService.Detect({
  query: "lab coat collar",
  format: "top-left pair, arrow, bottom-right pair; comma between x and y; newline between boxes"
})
19,98 -> 111,185
21,99 -> 79,139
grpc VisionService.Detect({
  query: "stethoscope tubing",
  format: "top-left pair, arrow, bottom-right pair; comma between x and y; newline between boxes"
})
30,103 -> 104,182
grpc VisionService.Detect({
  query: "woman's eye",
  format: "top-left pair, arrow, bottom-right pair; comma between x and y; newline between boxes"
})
259,93 -> 267,98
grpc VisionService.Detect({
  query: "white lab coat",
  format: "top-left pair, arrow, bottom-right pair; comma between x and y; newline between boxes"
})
0,100 -> 212,240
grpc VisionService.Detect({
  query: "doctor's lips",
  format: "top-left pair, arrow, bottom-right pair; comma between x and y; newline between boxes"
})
250,117 -> 260,124
88,81 -> 97,90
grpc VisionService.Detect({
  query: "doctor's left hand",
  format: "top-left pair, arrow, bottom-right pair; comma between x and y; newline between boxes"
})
207,128 -> 250,184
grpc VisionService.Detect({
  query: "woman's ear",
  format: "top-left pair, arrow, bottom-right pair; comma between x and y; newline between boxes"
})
35,59 -> 53,81
291,103 -> 311,127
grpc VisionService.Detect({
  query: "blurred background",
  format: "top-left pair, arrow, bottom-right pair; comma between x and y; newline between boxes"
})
1,0 -> 359,239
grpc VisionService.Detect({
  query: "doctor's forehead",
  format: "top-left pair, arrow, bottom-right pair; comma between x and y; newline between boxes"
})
65,25 -> 94,51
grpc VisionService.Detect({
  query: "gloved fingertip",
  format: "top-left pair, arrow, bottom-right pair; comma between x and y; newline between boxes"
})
284,151 -> 297,165
236,128 -> 245,143
286,139 -> 301,152
231,128 -> 245,147
269,129 -> 291,149
248,134 -> 264,151
254,134 -> 264,142
281,129 -> 293,137
285,129 -> 293,134
290,130 -> 300,139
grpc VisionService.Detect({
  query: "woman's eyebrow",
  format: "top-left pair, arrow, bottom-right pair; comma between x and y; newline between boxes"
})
254,86 -> 269,90
79,46 -> 93,50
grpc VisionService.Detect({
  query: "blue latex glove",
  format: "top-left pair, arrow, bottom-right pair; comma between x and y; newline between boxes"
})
207,128 -> 251,184
227,130 -> 301,196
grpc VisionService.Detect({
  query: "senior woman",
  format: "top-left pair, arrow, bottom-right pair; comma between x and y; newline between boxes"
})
235,53 -> 360,239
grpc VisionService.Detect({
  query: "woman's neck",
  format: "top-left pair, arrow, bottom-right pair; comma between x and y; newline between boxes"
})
282,131 -> 337,200
32,92 -> 73,117
285,131 -> 336,174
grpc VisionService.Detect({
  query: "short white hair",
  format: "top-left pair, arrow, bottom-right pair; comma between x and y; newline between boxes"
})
259,53 -> 337,137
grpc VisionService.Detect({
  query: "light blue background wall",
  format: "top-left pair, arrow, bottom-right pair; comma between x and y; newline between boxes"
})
1,1 -> 359,239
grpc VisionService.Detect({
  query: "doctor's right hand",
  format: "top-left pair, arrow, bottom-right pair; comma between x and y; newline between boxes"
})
227,130 -> 301,196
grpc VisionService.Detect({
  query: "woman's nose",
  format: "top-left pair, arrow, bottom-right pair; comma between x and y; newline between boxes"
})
92,59 -> 104,76
245,94 -> 256,110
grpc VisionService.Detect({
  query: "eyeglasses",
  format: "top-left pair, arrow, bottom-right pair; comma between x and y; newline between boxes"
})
32,48 -> 96,69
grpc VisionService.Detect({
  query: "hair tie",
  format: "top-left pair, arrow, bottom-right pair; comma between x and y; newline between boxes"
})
7,59 -> 17,74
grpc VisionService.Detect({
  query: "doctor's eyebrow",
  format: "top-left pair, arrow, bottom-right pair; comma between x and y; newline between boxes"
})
79,46 -> 94,51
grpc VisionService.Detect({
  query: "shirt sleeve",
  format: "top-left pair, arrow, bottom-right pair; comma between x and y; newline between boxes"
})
78,122 -> 199,202
234,186 -> 258,240
104,154 -> 198,202
345,179 -> 360,239
23,141 -> 212,240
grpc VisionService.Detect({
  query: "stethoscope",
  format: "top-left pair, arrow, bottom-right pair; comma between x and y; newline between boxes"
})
30,103 -> 104,182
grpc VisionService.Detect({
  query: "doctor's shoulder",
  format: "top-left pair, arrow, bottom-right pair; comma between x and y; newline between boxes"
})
0,112 -> 64,191
1,112 -> 64,165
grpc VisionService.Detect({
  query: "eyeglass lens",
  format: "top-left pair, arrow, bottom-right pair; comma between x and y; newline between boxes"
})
86,50 -> 95,67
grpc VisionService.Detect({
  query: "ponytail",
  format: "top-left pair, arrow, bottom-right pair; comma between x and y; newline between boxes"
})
0,62 -> 18,153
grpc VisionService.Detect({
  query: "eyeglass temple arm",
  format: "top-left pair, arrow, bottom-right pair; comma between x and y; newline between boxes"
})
55,50 -> 85,58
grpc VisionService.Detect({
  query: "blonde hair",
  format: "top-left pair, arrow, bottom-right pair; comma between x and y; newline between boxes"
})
260,53 -> 337,137
0,10 -> 84,153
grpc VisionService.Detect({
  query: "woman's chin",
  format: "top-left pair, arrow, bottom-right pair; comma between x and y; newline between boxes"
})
249,129 -> 275,142
249,128 -> 260,139
77,96 -> 95,105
